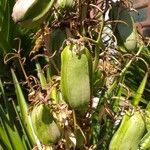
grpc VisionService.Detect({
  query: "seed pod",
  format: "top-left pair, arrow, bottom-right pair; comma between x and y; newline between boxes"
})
61,44 -> 92,113
12,0 -> 54,28
109,110 -> 145,150
31,104 -> 61,145
145,111 -> 150,131
57,0 -> 75,10
139,131 -> 150,150
109,2 -> 137,52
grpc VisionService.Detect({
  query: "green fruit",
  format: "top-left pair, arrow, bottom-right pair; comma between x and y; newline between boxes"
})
110,2 -> 137,52
31,104 -> 61,145
12,0 -> 55,28
61,44 -> 92,113
57,0 -> 75,10
139,131 -> 150,150
109,110 -> 145,150
145,111 -> 150,131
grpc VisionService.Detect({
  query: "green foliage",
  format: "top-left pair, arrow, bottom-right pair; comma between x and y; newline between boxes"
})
61,44 -> 92,113
0,0 -> 150,150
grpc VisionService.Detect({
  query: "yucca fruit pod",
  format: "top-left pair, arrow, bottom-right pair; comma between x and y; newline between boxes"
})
109,72 -> 148,150
31,104 -> 62,145
109,2 -> 138,52
56,0 -> 75,10
139,130 -> 150,150
139,103 -> 150,150
12,0 -> 55,28
144,102 -> 150,132
145,110 -> 150,131
109,110 -> 145,150
61,44 -> 92,114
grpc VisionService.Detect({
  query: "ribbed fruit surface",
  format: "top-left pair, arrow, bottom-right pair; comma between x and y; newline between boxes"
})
31,104 -> 61,145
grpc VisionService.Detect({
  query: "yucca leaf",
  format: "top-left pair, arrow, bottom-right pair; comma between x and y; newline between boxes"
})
0,106 -> 25,150
11,68 -> 40,146
12,100 -> 32,149
1,0 -> 10,42
0,37 -> 10,54
0,0 -> 13,53
0,118 -> 12,150
0,7 -> 4,28
112,76 -> 125,112
132,72 -> 148,106
22,135 -> 29,150
0,79 -> 9,113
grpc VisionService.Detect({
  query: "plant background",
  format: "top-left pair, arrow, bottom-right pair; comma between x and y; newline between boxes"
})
0,0 -> 150,150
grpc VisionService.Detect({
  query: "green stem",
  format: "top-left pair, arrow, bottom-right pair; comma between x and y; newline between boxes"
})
120,46 -> 143,77
35,61 -> 47,89
93,20 -> 105,72
112,75 -> 125,112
